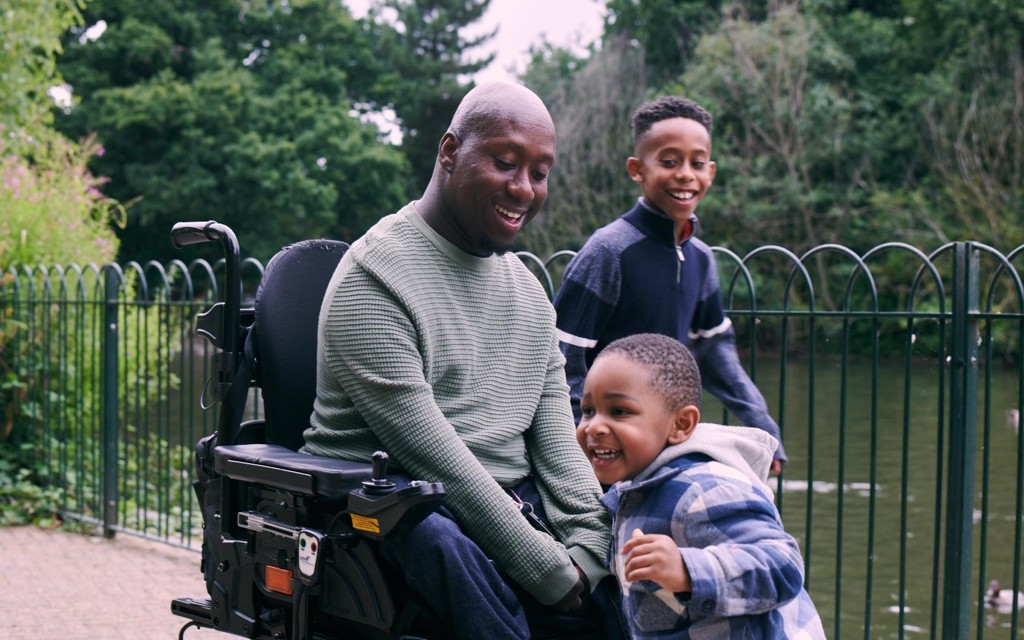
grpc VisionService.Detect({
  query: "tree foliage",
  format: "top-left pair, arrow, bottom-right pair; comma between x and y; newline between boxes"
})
35,0 -> 1024,263
0,0 -> 85,144
55,0 -> 410,264
603,0 -> 724,84
520,0 -> 1024,262
518,39 -> 645,257
359,0 -> 495,189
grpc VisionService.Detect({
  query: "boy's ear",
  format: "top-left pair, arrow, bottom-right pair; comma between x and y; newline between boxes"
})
667,405 -> 700,445
708,160 -> 717,184
626,157 -> 643,184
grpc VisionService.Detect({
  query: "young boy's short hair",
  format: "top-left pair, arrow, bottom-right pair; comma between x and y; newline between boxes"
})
600,333 -> 703,412
630,96 -> 714,144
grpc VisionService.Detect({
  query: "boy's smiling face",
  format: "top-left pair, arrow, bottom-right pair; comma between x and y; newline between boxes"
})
576,353 -> 696,485
626,117 -> 716,235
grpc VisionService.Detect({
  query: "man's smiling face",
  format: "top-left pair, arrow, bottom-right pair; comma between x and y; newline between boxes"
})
438,109 -> 555,256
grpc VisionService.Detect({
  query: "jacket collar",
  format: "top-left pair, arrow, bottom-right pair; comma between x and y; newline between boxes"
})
623,197 -> 699,248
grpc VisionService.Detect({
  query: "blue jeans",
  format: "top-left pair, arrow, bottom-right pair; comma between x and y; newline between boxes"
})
379,478 -> 626,640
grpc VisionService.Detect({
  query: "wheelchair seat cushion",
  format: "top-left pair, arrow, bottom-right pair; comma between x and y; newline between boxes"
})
214,443 -> 372,498
252,238 -> 348,451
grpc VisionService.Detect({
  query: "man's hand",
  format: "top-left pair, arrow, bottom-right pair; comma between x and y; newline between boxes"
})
550,564 -> 589,612
621,528 -> 691,593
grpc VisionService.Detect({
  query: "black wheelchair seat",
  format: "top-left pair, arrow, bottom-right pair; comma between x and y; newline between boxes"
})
213,443 -> 374,499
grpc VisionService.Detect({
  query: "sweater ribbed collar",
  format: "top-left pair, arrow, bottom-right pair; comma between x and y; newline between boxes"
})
403,202 -> 498,274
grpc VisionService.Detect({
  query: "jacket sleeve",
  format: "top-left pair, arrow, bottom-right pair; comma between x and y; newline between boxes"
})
688,255 -> 787,462
691,330 -> 787,462
675,478 -> 806,618
552,241 -> 621,421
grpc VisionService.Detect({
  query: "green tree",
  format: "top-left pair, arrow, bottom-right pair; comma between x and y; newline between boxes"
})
903,0 -> 1024,249
0,0 -> 85,144
360,0 -> 495,188
518,40 -> 646,257
603,0 -> 725,84
55,0 -> 409,264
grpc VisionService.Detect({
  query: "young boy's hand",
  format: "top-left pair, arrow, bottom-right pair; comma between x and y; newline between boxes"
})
621,528 -> 692,594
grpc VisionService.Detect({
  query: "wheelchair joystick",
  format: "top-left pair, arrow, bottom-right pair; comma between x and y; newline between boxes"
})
362,451 -> 397,495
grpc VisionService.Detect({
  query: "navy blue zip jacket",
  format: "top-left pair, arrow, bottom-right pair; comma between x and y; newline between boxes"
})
553,198 -> 786,462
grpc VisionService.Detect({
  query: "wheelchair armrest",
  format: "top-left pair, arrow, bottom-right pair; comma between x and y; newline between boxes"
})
213,443 -> 372,498
213,444 -> 447,538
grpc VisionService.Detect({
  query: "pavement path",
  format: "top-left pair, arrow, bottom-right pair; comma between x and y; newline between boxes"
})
0,525 -> 233,640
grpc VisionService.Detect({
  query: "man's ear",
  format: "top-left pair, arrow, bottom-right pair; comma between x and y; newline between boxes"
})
667,405 -> 700,445
438,131 -> 460,173
626,157 -> 643,184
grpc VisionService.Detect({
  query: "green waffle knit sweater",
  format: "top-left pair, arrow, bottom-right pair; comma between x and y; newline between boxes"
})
302,203 -> 611,605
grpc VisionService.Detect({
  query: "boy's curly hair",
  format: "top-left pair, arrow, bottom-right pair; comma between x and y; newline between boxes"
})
598,333 -> 702,411
631,96 -> 713,144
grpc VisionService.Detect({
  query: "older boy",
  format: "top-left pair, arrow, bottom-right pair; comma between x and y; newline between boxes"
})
577,333 -> 824,638
553,95 -> 787,472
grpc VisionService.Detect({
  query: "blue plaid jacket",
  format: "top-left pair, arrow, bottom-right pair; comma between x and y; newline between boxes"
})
601,424 -> 824,639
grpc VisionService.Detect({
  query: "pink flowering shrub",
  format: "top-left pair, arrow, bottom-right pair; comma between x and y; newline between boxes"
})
0,130 -> 120,268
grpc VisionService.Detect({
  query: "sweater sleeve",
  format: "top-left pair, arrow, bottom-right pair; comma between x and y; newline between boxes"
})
526,334 -> 612,590
553,239 -> 621,421
320,266 -> 582,606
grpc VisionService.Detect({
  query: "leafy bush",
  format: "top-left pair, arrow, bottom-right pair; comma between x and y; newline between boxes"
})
0,131 -> 120,267
0,131 -> 125,526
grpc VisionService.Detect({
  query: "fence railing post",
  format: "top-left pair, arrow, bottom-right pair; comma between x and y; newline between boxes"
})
943,241 -> 979,637
101,267 -> 119,539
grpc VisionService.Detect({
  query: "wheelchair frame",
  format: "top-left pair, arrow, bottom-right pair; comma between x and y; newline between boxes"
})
169,221 -> 446,640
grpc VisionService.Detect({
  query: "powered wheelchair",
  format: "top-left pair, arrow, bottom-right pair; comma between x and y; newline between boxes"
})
169,221 -> 610,640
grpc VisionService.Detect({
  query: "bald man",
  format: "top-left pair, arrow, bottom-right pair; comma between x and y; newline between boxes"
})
303,82 -> 618,639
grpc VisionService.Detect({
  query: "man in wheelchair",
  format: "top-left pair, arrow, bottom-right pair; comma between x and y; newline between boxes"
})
172,82 -> 622,640
301,81 -> 618,639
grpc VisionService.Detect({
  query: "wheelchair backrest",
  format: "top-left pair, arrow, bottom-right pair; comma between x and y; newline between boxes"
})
251,238 -> 348,451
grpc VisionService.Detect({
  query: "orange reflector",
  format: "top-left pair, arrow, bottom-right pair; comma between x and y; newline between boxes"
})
351,513 -> 381,534
265,565 -> 293,595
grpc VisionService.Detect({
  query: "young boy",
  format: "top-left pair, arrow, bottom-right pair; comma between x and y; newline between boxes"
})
577,333 -> 824,639
554,95 -> 786,473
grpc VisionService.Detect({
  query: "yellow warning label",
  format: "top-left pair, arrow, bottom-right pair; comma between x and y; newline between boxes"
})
350,513 -> 381,533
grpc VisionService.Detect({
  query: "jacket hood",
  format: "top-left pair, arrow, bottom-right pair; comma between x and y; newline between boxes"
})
631,422 -> 777,495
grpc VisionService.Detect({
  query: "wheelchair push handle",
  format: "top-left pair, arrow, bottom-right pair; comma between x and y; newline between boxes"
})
171,220 -> 243,444
171,220 -> 239,251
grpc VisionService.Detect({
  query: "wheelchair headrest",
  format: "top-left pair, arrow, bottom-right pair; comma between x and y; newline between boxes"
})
253,238 -> 348,451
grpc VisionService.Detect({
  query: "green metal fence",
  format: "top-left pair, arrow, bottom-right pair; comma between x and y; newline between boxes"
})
2,241 -> 1022,638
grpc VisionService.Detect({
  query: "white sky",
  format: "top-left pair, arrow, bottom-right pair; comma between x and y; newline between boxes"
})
346,0 -> 606,83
